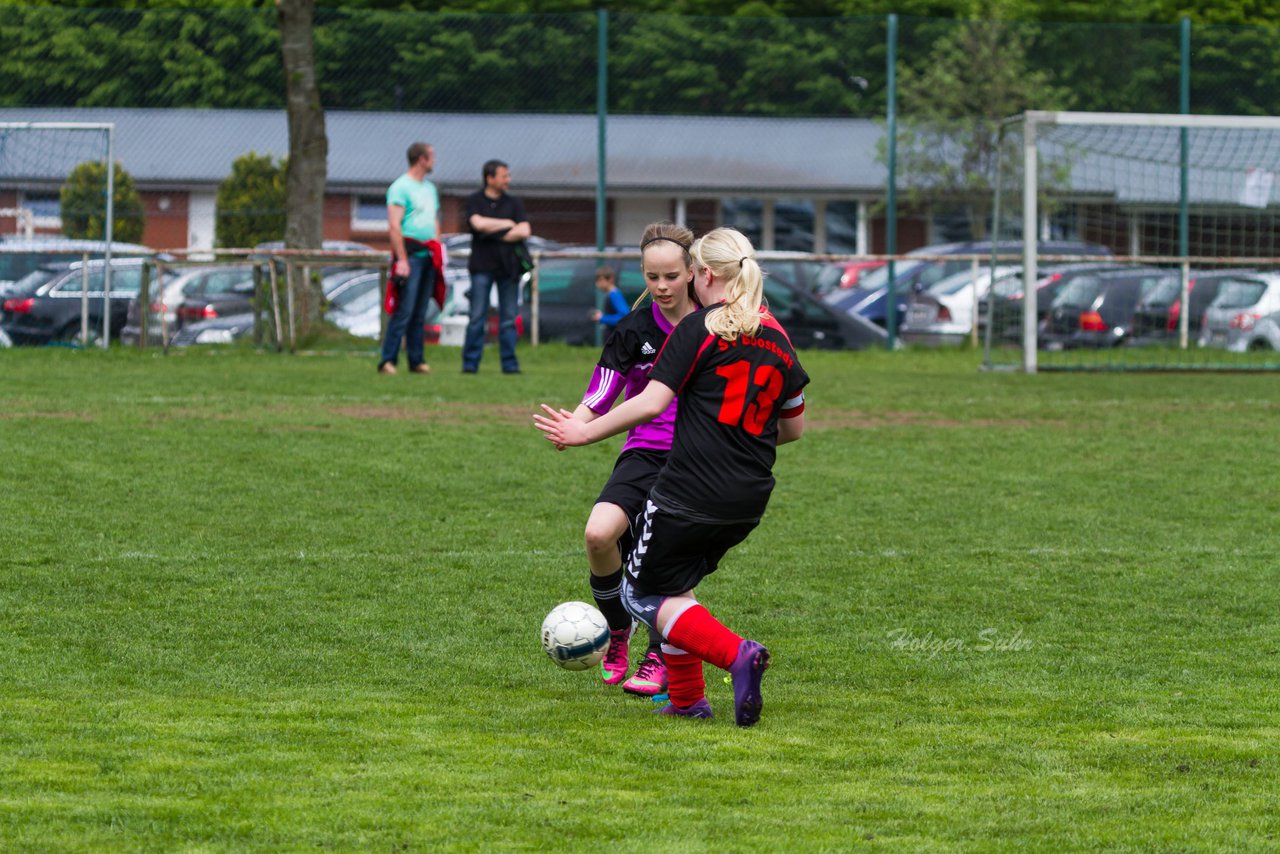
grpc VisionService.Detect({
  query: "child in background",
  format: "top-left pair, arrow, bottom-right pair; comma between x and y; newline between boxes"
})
589,266 -> 631,331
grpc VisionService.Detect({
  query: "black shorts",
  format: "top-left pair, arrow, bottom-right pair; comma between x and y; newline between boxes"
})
624,497 -> 759,597
596,447 -> 667,521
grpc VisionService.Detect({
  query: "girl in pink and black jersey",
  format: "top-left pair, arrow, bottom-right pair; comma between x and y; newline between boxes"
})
568,222 -> 698,696
537,227 -> 808,727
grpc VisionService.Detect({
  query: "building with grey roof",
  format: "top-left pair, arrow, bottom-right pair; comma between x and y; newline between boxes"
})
0,107 -> 893,253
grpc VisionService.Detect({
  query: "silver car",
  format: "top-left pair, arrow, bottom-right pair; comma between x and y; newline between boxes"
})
1197,273 -> 1280,351
1238,310 -> 1280,351
120,264 -> 255,346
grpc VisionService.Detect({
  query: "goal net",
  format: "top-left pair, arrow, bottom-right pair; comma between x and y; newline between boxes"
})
983,111 -> 1280,372
0,122 -> 118,345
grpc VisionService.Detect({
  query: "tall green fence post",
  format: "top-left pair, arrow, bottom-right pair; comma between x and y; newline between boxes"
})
885,13 -> 898,350
1179,16 -> 1190,260
595,8 -> 608,347
1178,17 -> 1191,349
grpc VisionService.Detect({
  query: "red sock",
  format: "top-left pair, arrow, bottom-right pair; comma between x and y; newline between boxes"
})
662,646 -> 705,708
664,604 -> 742,671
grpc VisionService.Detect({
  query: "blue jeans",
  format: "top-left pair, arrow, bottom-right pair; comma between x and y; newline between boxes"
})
380,255 -> 435,367
462,270 -> 520,372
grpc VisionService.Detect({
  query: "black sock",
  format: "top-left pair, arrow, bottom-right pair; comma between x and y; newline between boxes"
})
646,627 -> 663,657
588,569 -> 632,633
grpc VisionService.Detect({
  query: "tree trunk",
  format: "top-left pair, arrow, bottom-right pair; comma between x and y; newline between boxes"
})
277,0 -> 327,334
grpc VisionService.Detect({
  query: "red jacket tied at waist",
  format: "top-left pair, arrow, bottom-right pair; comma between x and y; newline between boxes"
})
385,238 -> 447,315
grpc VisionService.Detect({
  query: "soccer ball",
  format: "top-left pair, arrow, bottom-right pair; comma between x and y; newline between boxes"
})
541,601 -> 610,671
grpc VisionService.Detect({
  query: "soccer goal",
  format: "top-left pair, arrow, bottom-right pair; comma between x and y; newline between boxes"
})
0,121 -> 117,346
984,111 -> 1280,373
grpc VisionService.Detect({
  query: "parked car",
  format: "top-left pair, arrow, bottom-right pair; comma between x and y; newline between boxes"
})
1197,273 -> 1280,351
812,259 -> 886,297
755,250 -> 837,297
324,270 -> 406,340
120,264 -> 255,346
0,237 -> 151,296
525,247 -> 884,349
826,240 -> 1113,332
979,262 -> 1127,344
899,265 -> 1021,346
1238,309 -> 1280,351
170,312 -> 256,347
1039,267 -> 1169,350
1129,269 -> 1258,344
322,267 -> 380,299
1,257 -> 173,346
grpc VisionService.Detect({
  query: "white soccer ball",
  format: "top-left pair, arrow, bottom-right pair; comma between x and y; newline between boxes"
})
541,601 -> 610,671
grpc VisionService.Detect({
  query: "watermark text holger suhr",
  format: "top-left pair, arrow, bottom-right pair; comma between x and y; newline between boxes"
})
887,627 -> 1034,659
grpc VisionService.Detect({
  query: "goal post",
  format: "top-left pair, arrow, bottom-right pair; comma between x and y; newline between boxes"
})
0,121 -> 116,347
986,111 -> 1280,373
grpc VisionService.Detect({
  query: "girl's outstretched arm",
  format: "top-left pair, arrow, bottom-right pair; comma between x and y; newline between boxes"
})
535,381 -> 675,447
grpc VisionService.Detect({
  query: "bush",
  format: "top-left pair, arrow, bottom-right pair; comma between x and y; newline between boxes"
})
216,152 -> 287,249
59,160 -> 146,243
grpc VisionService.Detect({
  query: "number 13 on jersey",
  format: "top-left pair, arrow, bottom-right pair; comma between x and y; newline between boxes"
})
715,360 -> 784,435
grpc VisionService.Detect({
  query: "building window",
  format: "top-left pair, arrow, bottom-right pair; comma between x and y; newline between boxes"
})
351,194 -> 387,232
825,201 -> 860,253
721,198 -> 762,246
774,198 -> 815,252
22,191 -> 61,227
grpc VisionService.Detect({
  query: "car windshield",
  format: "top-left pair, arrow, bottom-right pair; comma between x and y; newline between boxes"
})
812,264 -> 846,296
197,269 -> 254,296
333,287 -> 381,316
7,267 -> 60,296
1052,276 -> 1101,309
1211,280 -> 1266,309
991,273 -> 1026,299
1139,275 -> 1182,307
851,260 -> 923,292
329,276 -> 379,310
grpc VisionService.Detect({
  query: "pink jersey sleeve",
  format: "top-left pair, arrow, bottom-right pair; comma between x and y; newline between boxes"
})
581,365 -> 626,415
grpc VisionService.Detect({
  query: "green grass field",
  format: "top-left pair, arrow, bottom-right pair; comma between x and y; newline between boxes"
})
1,342 -> 1277,851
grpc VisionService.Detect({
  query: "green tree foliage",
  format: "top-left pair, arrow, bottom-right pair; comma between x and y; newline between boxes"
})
215,152 -> 286,249
610,12 -> 883,116
0,3 -> 1275,116
59,160 -> 145,243
891,2 -> 1074,237
0,5 -> 279,108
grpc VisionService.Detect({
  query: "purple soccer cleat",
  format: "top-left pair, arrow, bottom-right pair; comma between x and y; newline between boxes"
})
655,697 -> 714,719
728,639 -> 770,727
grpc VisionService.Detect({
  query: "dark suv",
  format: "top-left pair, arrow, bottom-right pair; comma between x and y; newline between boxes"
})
1039,267 -> 1168,350
0,238 -> 151,296
1,257 -> 170,346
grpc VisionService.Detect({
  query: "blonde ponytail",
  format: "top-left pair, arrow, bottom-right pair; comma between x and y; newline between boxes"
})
692,227 -> 763,341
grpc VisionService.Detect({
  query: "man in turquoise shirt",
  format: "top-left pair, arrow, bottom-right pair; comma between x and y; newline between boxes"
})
380,141 -> 440,374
